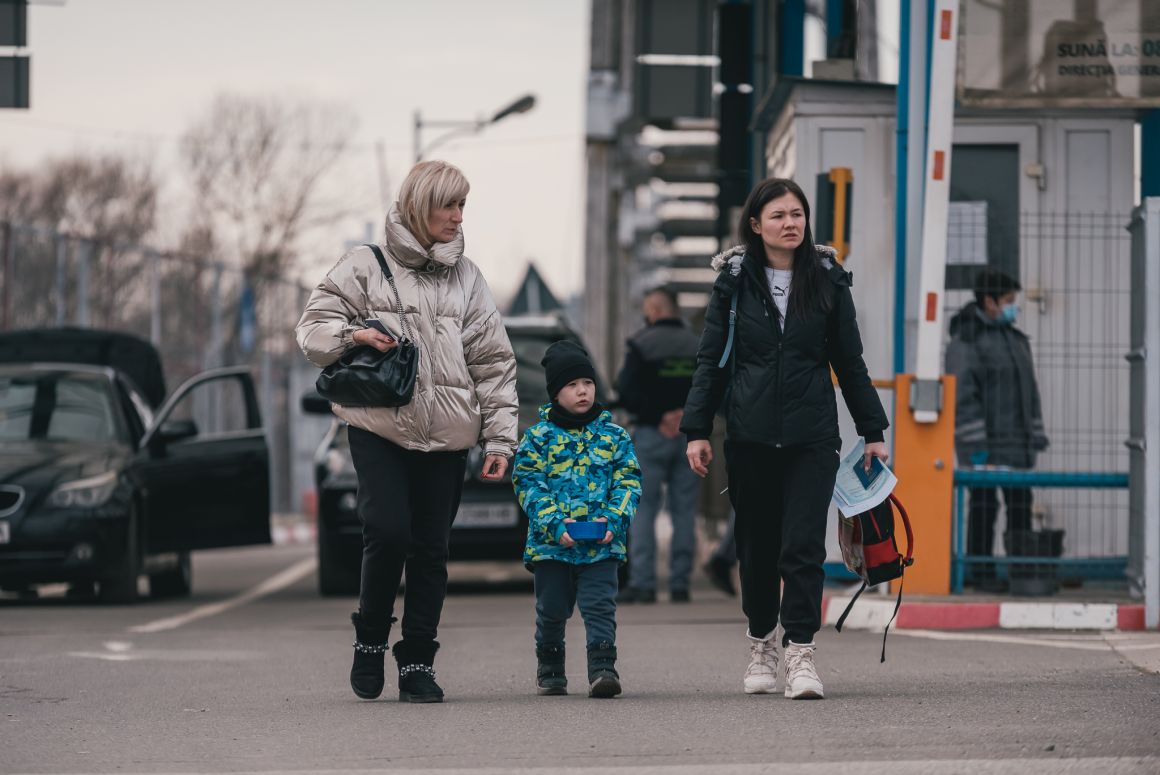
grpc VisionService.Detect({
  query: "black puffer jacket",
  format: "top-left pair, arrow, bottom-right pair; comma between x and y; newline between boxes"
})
680,245 -> 888,448
617,319 -> 699,426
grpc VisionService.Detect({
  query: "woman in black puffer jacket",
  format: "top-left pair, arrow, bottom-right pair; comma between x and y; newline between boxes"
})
680,177 -> 888,700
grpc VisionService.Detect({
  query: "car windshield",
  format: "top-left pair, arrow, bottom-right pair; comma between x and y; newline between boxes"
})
0,371 -> 119,443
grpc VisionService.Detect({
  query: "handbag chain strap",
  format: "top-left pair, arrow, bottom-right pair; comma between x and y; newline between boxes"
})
364,243 -> 414,342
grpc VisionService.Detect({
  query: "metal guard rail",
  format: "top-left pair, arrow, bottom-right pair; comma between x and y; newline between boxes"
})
952,469 -> 1129,593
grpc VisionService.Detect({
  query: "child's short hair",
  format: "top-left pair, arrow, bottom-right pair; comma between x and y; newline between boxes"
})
973,268 -> 1021,307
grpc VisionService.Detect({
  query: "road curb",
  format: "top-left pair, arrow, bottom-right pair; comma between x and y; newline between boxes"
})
265,518 -> 1149,633
822,594 -> 1147,631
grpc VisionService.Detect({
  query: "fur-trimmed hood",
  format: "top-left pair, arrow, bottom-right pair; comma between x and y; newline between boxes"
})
710,244 -> 747,273
710,243 -> 839,273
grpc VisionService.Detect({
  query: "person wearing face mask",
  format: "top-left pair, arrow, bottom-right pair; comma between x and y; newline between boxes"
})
296,160 -> 518,703
946,268 -> 1050,592
680,178 -> 889,700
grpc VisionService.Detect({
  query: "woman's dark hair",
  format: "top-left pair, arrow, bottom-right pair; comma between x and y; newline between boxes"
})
737,177 -> 832,317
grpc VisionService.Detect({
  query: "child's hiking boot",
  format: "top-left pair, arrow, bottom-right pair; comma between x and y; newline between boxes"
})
586,641 -> 621,698
350,611 -> 394,700
536,644 -> 568,696
393,639 -> 444,703
784,641 -> 824,700
743,629 -> 779,694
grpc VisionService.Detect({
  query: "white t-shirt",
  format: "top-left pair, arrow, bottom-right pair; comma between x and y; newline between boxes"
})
764,267 -> 792,331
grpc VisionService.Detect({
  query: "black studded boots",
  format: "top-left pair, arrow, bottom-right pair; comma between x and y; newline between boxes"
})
393,639 -> 444,703
350,611 -> 395,700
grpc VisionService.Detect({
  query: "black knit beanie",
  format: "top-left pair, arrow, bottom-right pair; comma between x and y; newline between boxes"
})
541,340 -> 597,400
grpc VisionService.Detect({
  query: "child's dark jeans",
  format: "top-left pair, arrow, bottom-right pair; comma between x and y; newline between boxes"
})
533,559 -> 618,649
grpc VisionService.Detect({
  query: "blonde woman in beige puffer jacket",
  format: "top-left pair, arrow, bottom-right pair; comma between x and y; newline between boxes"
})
295,160 -> 517,704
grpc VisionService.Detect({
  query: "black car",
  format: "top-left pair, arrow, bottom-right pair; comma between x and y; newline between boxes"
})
0,328 -> 271,603
303,314 -> 604,596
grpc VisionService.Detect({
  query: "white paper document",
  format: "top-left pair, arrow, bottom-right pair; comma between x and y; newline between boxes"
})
831,439 -> 897,518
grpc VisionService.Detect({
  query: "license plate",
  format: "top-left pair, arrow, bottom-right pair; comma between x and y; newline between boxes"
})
454,502 -> 519,529
0,521 -> 9,544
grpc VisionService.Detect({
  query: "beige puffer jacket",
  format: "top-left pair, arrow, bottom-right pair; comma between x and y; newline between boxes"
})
295,205 -> 518,457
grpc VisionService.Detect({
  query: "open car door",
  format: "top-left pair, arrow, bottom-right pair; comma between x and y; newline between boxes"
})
136,367 -> 270,552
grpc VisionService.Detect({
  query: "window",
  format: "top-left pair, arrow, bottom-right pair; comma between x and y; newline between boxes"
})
116,377 -> 154,443
165,374 -> 252,440
0,371 -> 118,443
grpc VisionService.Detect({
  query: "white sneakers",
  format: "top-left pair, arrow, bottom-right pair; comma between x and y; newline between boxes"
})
743,629 -> 779,694
743,630 -> 825,699
783,641 -> 824,699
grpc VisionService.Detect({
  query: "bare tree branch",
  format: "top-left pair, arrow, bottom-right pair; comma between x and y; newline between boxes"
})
0,154 -> 159,330
180,93 -> 358,296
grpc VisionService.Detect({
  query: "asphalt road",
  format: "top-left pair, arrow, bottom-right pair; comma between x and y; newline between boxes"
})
2,544 -> 1158,774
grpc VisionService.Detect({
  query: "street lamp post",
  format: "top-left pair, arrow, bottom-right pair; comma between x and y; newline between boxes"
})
413,94 -> 536,163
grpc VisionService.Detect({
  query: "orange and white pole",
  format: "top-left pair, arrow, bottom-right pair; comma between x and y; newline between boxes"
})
890,0 -> 961,594
912,0 -> 959,423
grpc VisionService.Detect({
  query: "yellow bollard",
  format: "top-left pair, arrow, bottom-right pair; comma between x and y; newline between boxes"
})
891,373 -> 956,595
828,167 -> 853,264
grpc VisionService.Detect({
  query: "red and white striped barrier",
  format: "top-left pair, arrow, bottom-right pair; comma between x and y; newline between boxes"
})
823,593 -> 1147,632
271,521 -> 317,546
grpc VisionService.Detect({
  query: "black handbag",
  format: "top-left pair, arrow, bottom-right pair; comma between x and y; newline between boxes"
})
315,244 -> 418,408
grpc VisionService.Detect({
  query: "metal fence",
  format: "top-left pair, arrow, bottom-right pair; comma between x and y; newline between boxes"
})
1128,199 -> 1160,628
944,211 -> 1133,592
0,221 -> 313,513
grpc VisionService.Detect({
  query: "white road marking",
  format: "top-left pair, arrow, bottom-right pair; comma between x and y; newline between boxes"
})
69,647 -> 259,662
8,757 -> 1160,775
68,642 -> 139,661
896,628 -> 1160,654
127,557 -> 316,634
68,650 -> 136,661
896,629 -> 1114,651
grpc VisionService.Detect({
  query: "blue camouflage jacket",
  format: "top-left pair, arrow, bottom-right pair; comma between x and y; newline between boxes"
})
512,405 -> 642,568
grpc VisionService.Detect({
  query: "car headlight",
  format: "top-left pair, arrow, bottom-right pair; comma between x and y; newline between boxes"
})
47,470 -> 119,509
326,448 -> 355,477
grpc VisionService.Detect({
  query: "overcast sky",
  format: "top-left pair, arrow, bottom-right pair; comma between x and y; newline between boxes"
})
0,0 -> 589,303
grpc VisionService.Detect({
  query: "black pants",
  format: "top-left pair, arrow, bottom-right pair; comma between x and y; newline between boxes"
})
967,485 -> 1033,579
347,426 -> 467,642
725,440 -> 839,646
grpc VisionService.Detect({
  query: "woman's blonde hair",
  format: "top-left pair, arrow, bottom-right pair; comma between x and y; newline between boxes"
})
397,160 -> 471,241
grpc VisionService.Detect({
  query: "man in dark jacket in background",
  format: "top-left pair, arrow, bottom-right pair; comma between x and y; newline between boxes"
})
616,288 -> 702,603
946,268 -> 1049,590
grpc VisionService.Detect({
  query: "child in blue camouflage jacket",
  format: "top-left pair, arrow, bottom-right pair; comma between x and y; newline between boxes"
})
512,340 -> 642,698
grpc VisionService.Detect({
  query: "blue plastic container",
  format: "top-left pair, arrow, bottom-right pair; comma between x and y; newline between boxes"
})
565,521 -> 606,541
